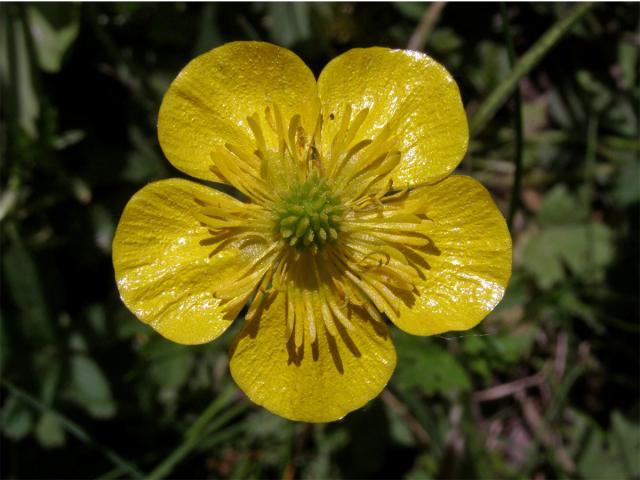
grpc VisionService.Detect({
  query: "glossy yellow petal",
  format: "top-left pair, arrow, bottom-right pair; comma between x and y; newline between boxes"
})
391,176 -> 512,336
229,293 -> 396,422
318,48 -> 468,189
113,179 -> 269,344
158,41 -> 320,183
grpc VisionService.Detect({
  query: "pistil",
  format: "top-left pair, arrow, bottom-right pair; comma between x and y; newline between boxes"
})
273,173 -> 344,253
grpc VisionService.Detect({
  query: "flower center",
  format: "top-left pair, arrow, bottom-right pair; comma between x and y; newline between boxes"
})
273,174 -> 344,252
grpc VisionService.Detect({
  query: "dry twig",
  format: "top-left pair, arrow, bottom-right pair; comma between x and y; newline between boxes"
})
381,389 -> 431,446
472,373 -> 544,402
407,2 -> 446,51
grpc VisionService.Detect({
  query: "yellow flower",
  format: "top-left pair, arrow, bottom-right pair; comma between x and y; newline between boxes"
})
113,42 -> 512,422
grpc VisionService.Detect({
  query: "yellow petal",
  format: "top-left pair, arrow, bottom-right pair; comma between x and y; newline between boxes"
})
113,179 -> 268,344
318,48 -> 468,189
392,176 -> 512,335
229,293 -> 396,422
158,41 -> 320,183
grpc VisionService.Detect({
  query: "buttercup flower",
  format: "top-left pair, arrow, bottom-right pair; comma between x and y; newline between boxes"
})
113,42 -> 511,422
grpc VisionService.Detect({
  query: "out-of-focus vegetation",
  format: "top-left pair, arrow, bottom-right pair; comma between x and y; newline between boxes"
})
1,2 -> 638,478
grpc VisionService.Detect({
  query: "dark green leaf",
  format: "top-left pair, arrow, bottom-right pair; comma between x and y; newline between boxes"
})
1,394 -> 34,440
522,223 -> 614,288
27,4 -> 80,73
394,336 -> 471,396
612,412 -> 640,478
3,232 -> 55,345
35,412 -> 66,448
538,184 -> 589,226
66,355 -> 116,419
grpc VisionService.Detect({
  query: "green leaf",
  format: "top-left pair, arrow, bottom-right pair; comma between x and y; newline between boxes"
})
497,272 -> 528,310
603,97 -> 638,138
521,231 -> 565,288
39,359 -> 62,406
579,429 -> 625,479
488,333 -> 534,365
538,184 -> 589,226
576,411 -> 640,480
66,355 -> 116,419
576,69 -> 612,113
430,28 -> 463,53
557,289 -> 604,333
0,311 -> 8,376
1,394 -> 34,440
243,410 -> 290,445
468,41 -> 509,94
393,2 -> 427,21
561,223 -> 613,276
618,40 -> 637,91
90,204 -> 115,254
3,231 -> 55,346
35,412 -> 66,448
385,404 -> 415,447
394,336 -> 471,396
85,304 -> 108,337
26,4 -> 80,73
611,153 -> 640,206
522,223 -> 614,288
149,346 -> 194,391
193,3 -> 222,56
52,129 -> 85,150
266,3 -> 312,47
3,8 -> 40,138
468,358 -> 491,380
122,125 -> 168,183
612,412 -> 640,478
405,453 -> 438,480
462,330 -> 534,374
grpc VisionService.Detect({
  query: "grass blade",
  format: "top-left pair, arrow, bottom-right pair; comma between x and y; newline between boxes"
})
470,2 -> 595,136
146,386 -> 249,480
2,380 -> 143,479
501,3 -> 524,229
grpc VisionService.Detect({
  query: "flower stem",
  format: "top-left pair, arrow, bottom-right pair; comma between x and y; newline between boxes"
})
470,2 -> 595,136
406,2 -> 446,51
500,3 -> 524,230
146,385 -> 248,480
1,380 -> 143,479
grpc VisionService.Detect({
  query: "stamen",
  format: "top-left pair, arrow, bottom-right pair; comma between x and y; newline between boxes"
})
287,114 -> 302,164
246,114 -> 266,153
304,291 -> 317,343
342,107 -> 369,148
321,301 -> 338,336
286,290 -> 295,337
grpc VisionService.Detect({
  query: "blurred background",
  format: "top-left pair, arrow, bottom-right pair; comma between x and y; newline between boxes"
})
1,2 -> 639,479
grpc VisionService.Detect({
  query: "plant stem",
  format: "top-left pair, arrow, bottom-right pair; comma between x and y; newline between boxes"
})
1,380 -> 143,479
501,3 -> 524,229
146,386 -> 246,480
407,2 -> 446,51
584,113 -> 598,283
470,2 -> 595,136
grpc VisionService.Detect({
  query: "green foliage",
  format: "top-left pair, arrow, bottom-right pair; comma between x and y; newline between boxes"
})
394,335 -> 471,396
2,230 -> 54,345
523,222 -> 613,289
1,394 -> 34,441
26,4 -> 80,73
462,329 -> 535,380
66,354 -> 116,419
573,411 -> 640,480
35,412 -> 66,449
1,2 -> 638,479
